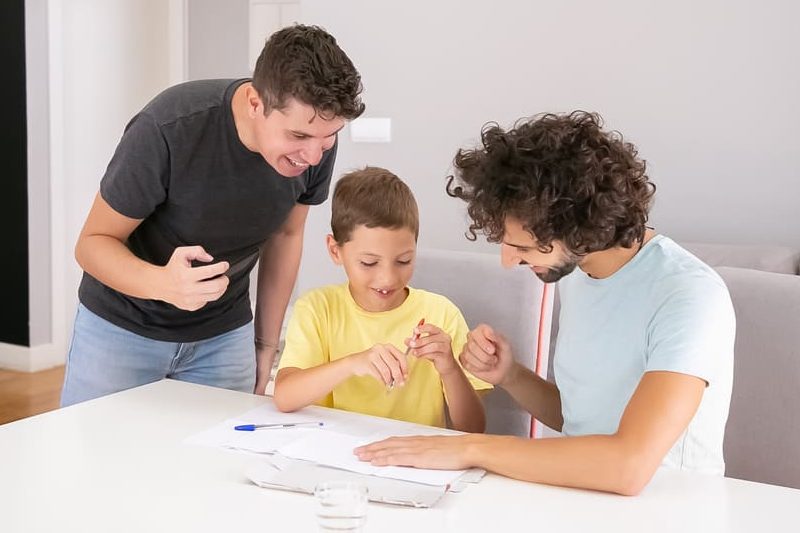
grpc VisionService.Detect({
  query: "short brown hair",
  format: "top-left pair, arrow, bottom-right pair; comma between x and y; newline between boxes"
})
331,167 -> 419,243
447,111 -> 655,255
253,24 -> 365,120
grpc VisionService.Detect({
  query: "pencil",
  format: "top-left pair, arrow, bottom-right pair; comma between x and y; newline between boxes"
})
388,318 -> 425,391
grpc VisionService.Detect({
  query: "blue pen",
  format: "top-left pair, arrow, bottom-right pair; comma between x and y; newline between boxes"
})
234,422 -> 325,431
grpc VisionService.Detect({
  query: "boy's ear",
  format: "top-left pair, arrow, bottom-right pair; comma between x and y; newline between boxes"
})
326,234 -> 343,265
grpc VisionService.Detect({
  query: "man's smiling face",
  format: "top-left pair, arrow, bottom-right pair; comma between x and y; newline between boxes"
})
252,97 -> 345,177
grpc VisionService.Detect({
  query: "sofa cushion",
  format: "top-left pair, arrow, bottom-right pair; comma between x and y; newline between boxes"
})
682,242 -> 800,275
411,248 -> 552,437
715,266 -> 800,488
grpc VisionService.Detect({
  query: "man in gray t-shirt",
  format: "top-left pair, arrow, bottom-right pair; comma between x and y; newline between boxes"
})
61,25 -> 364,406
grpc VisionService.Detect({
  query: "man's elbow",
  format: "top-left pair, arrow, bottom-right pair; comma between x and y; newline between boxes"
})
611,454 -> 659,496
74,237 -> 87,269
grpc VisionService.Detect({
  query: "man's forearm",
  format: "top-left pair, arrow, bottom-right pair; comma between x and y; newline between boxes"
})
76,234 -> 163,300
464,431 -> 653,495
501,363 -> 563,431
254,230 -> 304,380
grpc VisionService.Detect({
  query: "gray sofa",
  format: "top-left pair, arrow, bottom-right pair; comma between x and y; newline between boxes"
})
680,242 -> 800,489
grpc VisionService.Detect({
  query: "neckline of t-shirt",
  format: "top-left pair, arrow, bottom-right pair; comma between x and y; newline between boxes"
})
575,234 -> 667,286
340,282 -> 420,317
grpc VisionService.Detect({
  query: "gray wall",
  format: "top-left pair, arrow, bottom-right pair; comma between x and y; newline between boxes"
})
293,0 -> 800,291
181,0 -> 800,296
187,0 -> 250,79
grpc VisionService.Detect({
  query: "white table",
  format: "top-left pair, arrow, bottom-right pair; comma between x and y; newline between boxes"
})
1,379 -> 797,532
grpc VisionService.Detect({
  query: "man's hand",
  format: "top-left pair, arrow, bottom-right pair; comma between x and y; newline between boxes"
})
160,246 -> 230,311
458,324 -> 516,386
354,434 -> 477,470
348,344 -> 409,387
406,323 -> 458,376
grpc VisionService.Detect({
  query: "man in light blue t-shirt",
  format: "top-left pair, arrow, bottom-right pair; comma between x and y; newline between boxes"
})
356,111 -> 735,495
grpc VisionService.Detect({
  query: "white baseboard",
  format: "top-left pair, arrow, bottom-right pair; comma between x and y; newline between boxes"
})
0,342 -> 66,372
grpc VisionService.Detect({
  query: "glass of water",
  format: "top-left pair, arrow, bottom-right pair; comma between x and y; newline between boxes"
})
314,481 -> 368,532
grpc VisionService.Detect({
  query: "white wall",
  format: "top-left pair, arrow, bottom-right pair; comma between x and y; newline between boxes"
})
58,0 -> 172,360
294,0 -> 800,292
26,0 -> 51,348
57,0 -> 170,358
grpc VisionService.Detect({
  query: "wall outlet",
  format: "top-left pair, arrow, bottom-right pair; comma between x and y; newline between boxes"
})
349,117 -> 391,143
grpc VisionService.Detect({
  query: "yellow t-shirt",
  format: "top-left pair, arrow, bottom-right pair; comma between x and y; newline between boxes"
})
278,283 -> 492,427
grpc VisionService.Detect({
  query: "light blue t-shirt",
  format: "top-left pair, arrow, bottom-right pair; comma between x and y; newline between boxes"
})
554,235 -> 735,474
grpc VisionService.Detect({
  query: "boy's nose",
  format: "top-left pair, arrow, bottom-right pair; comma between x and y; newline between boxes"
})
377,269 -> 400,287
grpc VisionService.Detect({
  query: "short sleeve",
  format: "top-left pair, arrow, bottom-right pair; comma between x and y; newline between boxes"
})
645,278 -> 736,388
445,303 -> 493,392
297,138 -> 337,206
278,295 -> 328,371
100,113 -> 170,219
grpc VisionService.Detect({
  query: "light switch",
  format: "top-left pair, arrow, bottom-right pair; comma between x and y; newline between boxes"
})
349,117 -> 392,143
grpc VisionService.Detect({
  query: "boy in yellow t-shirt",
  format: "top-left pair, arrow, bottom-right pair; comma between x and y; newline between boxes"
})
274,167 -> 491,430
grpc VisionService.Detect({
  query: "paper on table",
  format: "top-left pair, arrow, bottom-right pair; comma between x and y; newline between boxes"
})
183,404 -> 332,454
226,425 -> 320,454
276,430 -> 467,486
185,403 -> 479,487
278,430 -> 374,474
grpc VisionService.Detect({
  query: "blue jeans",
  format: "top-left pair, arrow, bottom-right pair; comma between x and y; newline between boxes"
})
61,304 -> 256,407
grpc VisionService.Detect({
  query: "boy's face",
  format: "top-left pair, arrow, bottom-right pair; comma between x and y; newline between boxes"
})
248,91 -> 345,177
327,225 -> 417,312
500,216 -> 580,283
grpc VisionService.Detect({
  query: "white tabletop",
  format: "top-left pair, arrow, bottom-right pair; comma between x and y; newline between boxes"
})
1,379 -> 797,532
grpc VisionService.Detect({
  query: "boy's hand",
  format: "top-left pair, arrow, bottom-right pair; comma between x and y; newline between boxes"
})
349,344 -> 409,387
406,323 -> 458,376
458,324 -> 515,385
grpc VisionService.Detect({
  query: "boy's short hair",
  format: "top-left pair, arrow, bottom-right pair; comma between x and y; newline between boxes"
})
252,24 -> 365,120
331,167 -> 419,244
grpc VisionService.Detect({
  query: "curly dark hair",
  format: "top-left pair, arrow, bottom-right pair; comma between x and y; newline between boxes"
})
446,111 -> 655,255
252,24 -> 365,120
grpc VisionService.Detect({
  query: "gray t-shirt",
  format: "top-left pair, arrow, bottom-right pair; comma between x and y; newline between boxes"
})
79,79 -> 336,342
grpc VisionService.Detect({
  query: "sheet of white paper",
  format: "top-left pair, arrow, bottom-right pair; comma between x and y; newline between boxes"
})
226,426 -> 321,454
276,430 -> 466,486
278,430 -> 376,475
183,404 -> 332,453
186,403 -> 473,487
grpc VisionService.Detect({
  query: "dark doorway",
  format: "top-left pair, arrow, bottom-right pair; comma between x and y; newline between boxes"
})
0,0 -> 30,346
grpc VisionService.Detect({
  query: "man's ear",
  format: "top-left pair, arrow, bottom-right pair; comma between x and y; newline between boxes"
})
326,234 -> 343,265
245,85 -> 264,117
